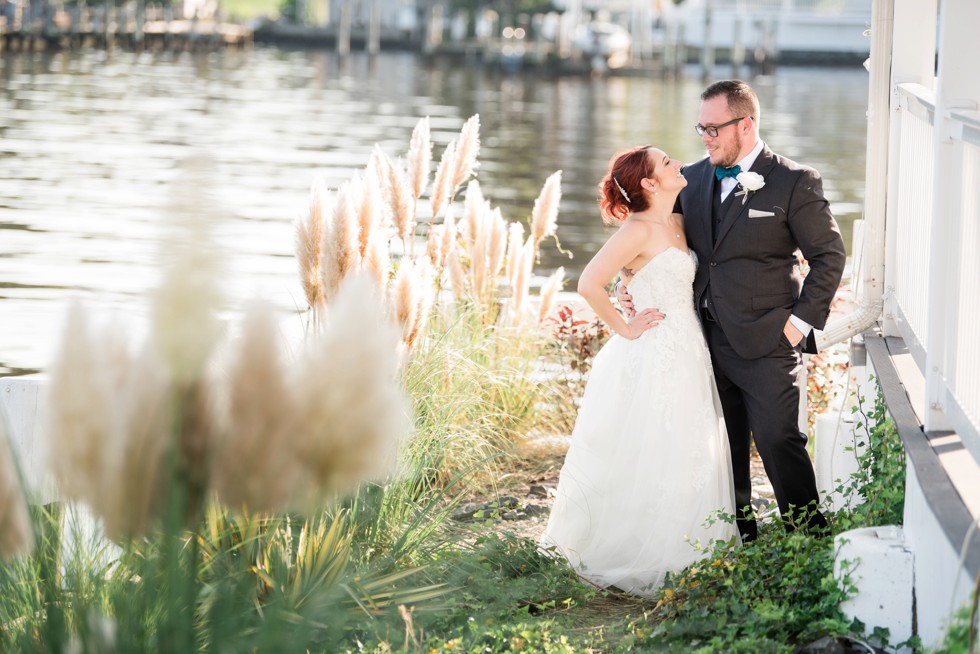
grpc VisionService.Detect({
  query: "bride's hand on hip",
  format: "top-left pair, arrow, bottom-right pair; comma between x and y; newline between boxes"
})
621,308 -> 664,340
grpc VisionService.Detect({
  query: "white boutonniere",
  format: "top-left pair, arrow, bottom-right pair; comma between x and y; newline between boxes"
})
734,172 -> 765,205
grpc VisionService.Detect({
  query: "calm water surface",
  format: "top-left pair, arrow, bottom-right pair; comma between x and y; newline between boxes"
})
0,48 -> 868,376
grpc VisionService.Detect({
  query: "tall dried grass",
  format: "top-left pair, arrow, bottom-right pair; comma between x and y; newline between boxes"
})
297,112 -> 564,341
47,302 -> 188,541
275,274 -> 408,513
48,219 -> 410,541
211,302 -> 297,513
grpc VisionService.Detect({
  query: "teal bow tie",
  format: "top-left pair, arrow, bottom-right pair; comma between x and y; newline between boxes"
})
715,165 -> 742,181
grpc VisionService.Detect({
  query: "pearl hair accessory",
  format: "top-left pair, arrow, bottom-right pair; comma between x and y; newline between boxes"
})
613,177 -> 631,204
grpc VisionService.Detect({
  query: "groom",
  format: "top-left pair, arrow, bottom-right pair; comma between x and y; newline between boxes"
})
620,80 -> 846,540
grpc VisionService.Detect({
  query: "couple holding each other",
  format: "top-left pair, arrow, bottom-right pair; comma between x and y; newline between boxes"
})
540,80 -> 847,597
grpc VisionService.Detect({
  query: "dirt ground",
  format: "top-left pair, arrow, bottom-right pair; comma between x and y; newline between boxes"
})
456,436 -> 776,542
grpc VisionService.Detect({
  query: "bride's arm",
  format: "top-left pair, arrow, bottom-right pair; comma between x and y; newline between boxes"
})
577,222 -> 662,341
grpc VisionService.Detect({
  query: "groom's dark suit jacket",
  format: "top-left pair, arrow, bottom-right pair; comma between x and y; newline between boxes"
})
677,145 -> 846,360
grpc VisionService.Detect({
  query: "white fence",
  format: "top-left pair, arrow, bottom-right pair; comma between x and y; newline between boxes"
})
891,84 -> 935,367
887,83 -> 980,463
942,109 -> 980,462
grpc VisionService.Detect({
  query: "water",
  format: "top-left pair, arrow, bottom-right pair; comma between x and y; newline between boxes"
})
0,48 -> 868,377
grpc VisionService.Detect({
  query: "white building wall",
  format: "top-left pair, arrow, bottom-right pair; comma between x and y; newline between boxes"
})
903,464 -> 976,649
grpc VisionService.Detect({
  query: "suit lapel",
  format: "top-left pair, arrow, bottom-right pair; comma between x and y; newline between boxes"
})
712,145 -> 777,253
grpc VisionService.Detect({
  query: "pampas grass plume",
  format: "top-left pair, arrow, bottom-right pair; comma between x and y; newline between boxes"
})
46,301 -> 173,542
505,221 -> 525,284
105,347 -> 177,541
471,214 -> 489,299
392,257 -> 419,343
487,208 -> 508,282
452,115 -> 480,193
363,227 -> 391,292
213,302 -> 299,513
151,221 -> 222,384
297,178 -> 327,311
447,247 -> 468,301
430,140 -> 457,220
538,267 -> 565,324
92,347 -> 171,540
441,211 -> 457,265
510,238 -> 534,323
407,116 -> 432,200
377,147 -> 416,243
463,180 -> 485,250
426,224 -> 445,268
330,179 -> 363,286
290,274 -> 409,511
358,158 -> 384,257
530,170 -> 562,251
46,302 -> 116,506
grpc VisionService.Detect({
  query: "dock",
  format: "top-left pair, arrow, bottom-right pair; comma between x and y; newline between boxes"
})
0,8 -> 252,52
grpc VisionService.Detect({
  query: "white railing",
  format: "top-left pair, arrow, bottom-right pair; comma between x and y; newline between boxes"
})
941,111 -> 980,462
891,83 -> 935,367
888,82 -> 980,463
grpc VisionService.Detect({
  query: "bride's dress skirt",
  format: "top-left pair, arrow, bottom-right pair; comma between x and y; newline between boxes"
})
540,248 -> 739,597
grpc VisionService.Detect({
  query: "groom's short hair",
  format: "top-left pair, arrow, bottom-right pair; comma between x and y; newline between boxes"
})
702,80 -> 760,126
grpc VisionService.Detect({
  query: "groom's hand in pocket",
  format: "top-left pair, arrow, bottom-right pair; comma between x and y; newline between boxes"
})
783,319 -> 804,347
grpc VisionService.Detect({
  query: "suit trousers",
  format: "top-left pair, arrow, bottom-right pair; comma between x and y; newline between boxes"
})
703,319 -> 827,540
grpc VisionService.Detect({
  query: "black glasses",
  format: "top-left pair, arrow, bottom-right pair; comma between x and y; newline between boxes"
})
695,116 -> 746,138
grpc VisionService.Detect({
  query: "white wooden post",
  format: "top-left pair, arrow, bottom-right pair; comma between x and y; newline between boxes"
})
883,0 -> 937,341
926,0 -> 980,433
367,4 -> 380,56
337,2 -> 351,56
0,378 -> 57,503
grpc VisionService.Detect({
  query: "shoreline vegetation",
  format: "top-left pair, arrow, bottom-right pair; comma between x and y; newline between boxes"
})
0,116 -> 974,652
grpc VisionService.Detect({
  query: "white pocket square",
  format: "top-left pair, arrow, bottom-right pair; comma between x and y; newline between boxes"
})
748,209 -> 776,218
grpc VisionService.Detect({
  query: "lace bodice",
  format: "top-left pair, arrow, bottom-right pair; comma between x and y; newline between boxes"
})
628,247 -> 698,318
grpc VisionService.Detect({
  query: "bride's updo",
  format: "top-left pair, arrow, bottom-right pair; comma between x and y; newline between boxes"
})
599,145 -> 654,225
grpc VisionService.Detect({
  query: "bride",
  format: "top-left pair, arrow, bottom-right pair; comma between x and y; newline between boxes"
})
540,145 -> 739,597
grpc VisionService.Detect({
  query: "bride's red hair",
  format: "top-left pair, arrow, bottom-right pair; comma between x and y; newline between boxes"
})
598,145 -> 654,225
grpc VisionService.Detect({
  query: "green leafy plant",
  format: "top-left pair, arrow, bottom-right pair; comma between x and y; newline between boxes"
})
833,383 -> 906,530
630,524 -> 854,653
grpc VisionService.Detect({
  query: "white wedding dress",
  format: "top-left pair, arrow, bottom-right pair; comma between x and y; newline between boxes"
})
540,246 -> 739,597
